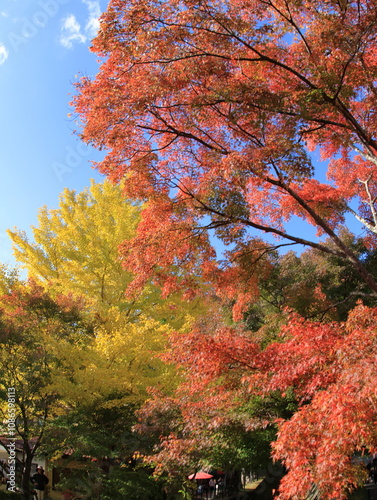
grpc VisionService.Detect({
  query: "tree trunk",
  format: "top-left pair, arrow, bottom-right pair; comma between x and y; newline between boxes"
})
21,451 -> 33,500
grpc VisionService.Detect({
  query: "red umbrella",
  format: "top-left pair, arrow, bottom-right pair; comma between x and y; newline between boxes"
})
188,471 -> 213,480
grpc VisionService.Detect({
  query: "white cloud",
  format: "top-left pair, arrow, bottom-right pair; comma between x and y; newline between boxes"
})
60,1 -> 101,49
0,43 -> 9,65
0,11 -> 9,18
83,0 -> 101,38
60,14 -> 86,49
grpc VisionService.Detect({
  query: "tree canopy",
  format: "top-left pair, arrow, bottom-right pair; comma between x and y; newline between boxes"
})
0,275 -> 91,500
71,2 -> 377,498
8,180 -> 141,321
6,180 -> 210,498
136,298 -> 377,499
8,179 -> 204,329
74,0 -> 377,311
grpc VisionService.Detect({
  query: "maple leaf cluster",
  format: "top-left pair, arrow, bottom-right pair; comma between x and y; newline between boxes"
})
266,304 -> 377,499
136,303 -> 377,499
74,0 -> 377,302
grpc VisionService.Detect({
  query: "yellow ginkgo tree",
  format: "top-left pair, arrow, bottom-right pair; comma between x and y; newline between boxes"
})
6,180 -> 208,497
8,179 -> 203,329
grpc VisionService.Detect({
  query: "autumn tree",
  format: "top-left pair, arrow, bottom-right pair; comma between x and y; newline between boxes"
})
134,305 -> 294,493
0,283 -> 177,499
72,0 -> 377,314
8,180 -> 142,324
136,300 -> 377,499
132,241 -> 377,498
242,229 -> 377,334
71,1 -> 377,497
255,304 -> 377,500
0,276 -> 90,500
137,387 -> 282,491
42,318 -> 175,499
134,239 -> 374,493
0,286 -> 177,499
8,180 -> 210,497
8,179 -> 205,328
7,179 -> 202,458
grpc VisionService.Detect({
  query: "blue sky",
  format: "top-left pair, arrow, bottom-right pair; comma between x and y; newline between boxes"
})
0,0 -> 108,267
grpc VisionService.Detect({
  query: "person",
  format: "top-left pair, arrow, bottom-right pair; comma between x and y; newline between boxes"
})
208,477 -> 216,498
217,477 -> 223,493
371,458 -> 377,484
31,466 -> 49,500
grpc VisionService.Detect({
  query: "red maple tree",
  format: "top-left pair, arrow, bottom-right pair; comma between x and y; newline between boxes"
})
137,304 -> 377,499
74,0 -> 377,309
73,1 -> 377,497
260,304 -> 377,499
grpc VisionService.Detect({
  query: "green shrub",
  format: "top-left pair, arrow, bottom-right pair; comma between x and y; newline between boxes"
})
100,468 -> 167,500
0,491 -> 22,499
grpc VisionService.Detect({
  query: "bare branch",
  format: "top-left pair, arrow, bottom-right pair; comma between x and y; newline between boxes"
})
352,145 -> 377,166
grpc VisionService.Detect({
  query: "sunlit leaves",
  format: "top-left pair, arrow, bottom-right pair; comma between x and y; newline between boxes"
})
74,0 -> 377,307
